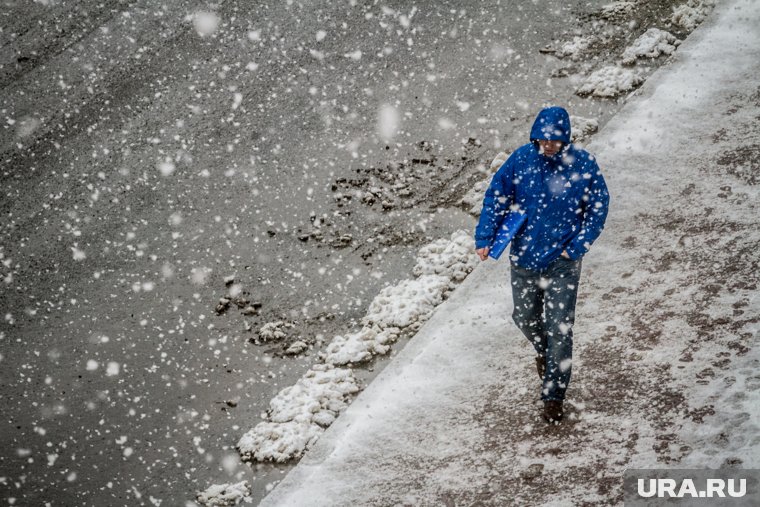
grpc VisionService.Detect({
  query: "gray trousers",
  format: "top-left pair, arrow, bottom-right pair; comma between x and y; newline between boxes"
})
510,257 -> 582,401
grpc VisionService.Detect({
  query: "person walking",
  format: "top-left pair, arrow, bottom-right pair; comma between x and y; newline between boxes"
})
474,106 -> 610,423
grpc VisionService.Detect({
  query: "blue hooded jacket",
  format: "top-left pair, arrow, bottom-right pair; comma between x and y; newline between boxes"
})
474,106 -> 610,271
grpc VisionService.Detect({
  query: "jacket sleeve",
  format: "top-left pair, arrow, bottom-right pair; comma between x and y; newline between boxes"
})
565,160 -> 610,260
474,157 -> 515,249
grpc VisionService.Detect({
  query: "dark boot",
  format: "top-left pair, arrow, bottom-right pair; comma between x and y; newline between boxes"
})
535,355 -> 546,380
543,400 -> 564,423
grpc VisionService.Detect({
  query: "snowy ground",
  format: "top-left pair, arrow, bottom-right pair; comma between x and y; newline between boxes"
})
258,0 -> 760,504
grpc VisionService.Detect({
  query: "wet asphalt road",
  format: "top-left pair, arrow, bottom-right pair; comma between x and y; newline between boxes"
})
0,0 -> 683,504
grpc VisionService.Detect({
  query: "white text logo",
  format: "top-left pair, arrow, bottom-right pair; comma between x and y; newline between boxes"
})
637,478 -> 746,498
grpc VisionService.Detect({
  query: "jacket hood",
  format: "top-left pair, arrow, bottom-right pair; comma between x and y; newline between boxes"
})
529,106 -> 571,144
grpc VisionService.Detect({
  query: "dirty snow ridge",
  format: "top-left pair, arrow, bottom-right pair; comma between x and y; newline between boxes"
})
323,231 -> 478,365
237,364 -> 360,462
461,179 -> 490,216
257,321 -> 294,342
569,115 -> 599,143
672,0 -> 717,30
322,325 -> 401,365
489,151 -> 509,172
577,65 -> 644,98
196,481 -> 251,506
236,231 -> 478,463
359,274 -> 452,331
622,28 -> 681,65
599,1 -> 636,21
460,152 -> 509,215
556,36 -> 595,61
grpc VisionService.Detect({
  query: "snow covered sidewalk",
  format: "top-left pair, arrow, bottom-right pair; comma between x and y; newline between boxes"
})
260,0 -> 760,504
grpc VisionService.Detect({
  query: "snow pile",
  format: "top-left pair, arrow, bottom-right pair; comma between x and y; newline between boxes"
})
460,152 -> 508,215
412,231 -> 479,282
577,65 -> 644,97
599,1 -> 636,20
672,0 -> 716,30
555,36 -> 595,61
258,321 -> 294,342
363,275 -> 452,330
266,365 -> 358,426
461,179 -> 490,216
323,326 -> 400,365
489,151 -> 509,171
196,481 -> 251,506
239,420 -> 322,464
570,115 -> 599,142
237,364 -> 359,462
324,230 -> 478,365
284,340 -> 308,355
364,231 -> 477,331
622,28 -> 681,65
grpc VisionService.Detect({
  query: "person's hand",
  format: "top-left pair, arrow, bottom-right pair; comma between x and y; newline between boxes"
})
561,250 -> 571,259
476,247 -> 490,261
